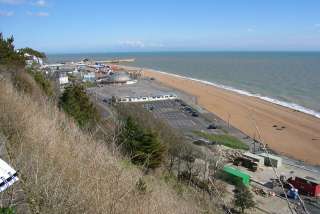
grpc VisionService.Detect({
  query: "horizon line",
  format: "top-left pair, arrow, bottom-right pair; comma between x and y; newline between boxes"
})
46,50 -> 320,55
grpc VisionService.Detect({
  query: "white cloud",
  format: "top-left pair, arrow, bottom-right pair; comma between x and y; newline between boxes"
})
0,0 -> 24,4
27,11 -> 49,16
247,26 -> 256,32
118,40 -> 165,49
0,11 -> 14,16
119,40 -> 145,48
33,0 -> 46,7
148,43 -> 164,48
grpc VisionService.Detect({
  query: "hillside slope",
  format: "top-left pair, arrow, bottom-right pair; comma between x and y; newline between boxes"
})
0,73 -> 208,213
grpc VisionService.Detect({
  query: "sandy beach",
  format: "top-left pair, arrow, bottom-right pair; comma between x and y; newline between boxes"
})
135,68 -> 320,165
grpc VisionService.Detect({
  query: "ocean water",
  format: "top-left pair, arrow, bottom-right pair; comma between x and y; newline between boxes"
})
48,52 -> 320,118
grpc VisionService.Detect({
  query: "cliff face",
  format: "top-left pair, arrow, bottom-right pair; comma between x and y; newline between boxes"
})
0,71 -> 211,213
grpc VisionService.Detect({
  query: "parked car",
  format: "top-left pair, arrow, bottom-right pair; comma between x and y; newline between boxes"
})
184,106 -> 193,112
192,112 -> 199,117
193,139 -> 211,146
207,124 -> 217,129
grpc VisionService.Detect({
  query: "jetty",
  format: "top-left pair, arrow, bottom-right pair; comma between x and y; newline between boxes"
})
95,58 -> 135,64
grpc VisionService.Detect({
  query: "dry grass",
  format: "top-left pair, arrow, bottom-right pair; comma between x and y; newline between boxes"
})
0,75 -> 209,213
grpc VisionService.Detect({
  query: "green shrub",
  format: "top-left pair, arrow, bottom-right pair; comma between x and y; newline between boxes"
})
19,47 -> 46,59
0,33 -> 25,67
234,184 -> 255,213
28,69 -> 53,97
59,84 -> 99,129
136,177 -> 147,194
119,116 -> 166,170
0,207 -> 15,214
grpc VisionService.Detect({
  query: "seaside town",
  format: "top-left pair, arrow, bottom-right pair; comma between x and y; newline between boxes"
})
1,1 -> 320,213
20,52 -> 320,214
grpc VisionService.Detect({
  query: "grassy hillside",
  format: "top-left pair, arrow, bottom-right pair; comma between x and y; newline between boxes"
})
0,73 -> 215,213
194,130 -> 249,150
0,34 -> 223,213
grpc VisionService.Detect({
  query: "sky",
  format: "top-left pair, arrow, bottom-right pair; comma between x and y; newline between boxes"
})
1,0 -> 320,53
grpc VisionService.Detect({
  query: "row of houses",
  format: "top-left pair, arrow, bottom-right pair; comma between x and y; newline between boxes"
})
24,53 -> 44,66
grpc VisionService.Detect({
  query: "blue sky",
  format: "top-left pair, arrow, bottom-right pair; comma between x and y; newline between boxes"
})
1,0 -> 320,53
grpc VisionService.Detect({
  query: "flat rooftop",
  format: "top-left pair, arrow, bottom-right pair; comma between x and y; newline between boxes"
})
258,153 -> 282,161
92,79 -> 177,99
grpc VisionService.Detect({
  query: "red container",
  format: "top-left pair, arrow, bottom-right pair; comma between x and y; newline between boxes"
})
288,177 -> 320,197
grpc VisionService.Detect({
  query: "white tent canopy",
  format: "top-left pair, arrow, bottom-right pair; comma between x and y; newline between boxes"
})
0,158 -> 18,192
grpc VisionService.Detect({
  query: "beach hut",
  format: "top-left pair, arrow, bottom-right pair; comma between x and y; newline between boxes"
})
223,166 -> 250,186
243,152 -> 264,166
258,153 -> 282,168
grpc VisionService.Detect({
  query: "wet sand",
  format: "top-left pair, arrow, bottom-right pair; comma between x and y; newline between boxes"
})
138,68 -> 320,165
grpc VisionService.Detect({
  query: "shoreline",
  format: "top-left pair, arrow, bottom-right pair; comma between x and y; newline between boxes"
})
129,66 -> 320,119
120,65 -> 320,165
150,69 -> 320,119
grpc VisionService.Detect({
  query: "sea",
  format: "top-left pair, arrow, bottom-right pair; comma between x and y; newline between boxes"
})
48,52 -> 320,118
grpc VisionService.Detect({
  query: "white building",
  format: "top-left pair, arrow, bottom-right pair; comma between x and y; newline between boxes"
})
117,94 -> 177,103
58,73 -> 69,85
83,72 -> 96,82
59,76 -> 69,85
258,153 -> 282,168
24,53 -> 43,66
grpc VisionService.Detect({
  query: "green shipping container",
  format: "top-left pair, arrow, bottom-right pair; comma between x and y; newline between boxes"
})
223,166 -> 250,186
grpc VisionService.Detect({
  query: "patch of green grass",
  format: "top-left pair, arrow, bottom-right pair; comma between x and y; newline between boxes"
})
27,68 -> 54,97
82,81 -> 97,88
160,172 -> 177,184
193,131 -> 249,150
119,159 -> 135,169
0,207 -> 15,214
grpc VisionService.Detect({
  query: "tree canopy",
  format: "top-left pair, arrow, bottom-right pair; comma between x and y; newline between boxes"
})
0,33 -> 25,67
234,184 -> 255,213
20,47 -> 46,59
59,84 -> 99,129
119,116 -> 166,170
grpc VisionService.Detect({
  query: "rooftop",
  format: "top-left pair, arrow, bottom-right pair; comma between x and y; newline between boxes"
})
109,71 -> 131,83
258,153 -> 282,161
92,79 -> 176,99
223,166 -> 250,178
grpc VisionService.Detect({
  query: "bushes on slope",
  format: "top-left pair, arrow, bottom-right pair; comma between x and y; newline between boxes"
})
0,76 -> 202,214
119,116 -> 166,170
0,33 -> 25,68
19,47 -> 46,59
59,84 -> 99,129
27,68 -> 54,97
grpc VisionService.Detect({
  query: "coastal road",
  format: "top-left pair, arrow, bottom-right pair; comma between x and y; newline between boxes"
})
87,88 -> 113,119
